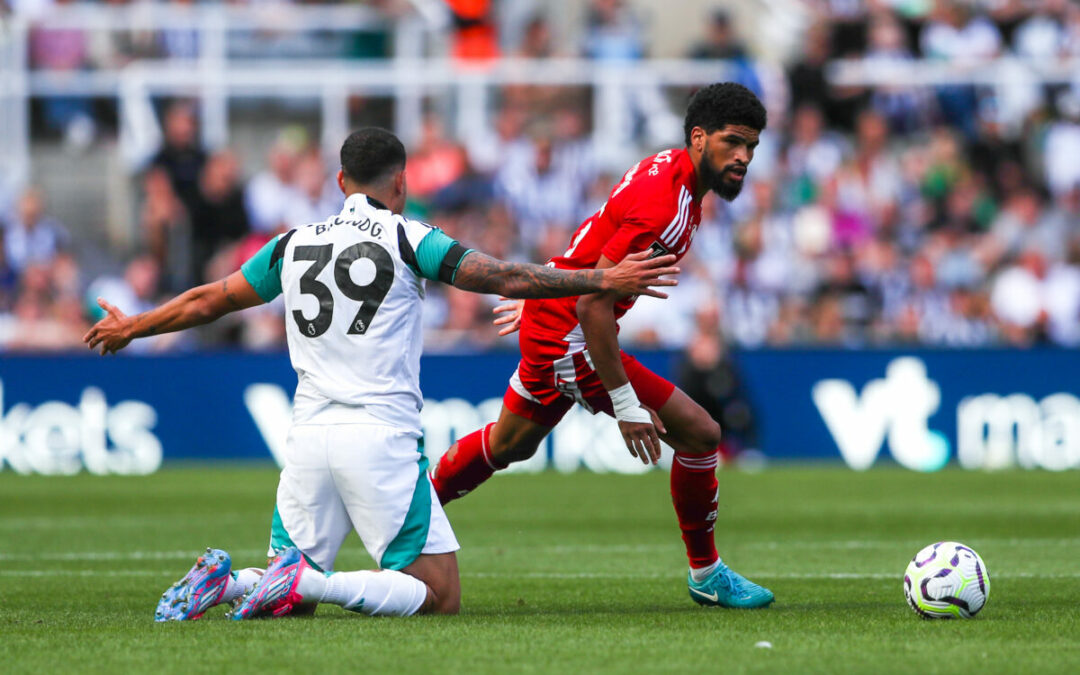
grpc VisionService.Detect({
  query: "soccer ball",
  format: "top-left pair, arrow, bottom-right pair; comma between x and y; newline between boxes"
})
903,541 -> 990,619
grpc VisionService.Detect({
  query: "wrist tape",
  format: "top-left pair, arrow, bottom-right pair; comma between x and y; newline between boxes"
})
609,382 -> 651,424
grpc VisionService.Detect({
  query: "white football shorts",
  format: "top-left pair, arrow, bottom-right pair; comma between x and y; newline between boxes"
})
268,421 -> 459,572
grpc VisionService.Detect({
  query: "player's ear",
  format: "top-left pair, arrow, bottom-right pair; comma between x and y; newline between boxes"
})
394,167 -> 406,199
691,127 -> 706,153
336,169 -> 347,195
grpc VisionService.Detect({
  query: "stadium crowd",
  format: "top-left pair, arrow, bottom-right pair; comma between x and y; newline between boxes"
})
2,0 -> 1080,353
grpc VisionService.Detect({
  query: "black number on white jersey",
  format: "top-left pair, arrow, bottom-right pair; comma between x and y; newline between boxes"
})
334,242 -> 393,335
292,244 -> 334,337
291,243 -> 395,338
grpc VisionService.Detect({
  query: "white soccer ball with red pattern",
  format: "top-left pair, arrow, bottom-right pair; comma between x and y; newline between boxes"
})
903,541 -> 990,619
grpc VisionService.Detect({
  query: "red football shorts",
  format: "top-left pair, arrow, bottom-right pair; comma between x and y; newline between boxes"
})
504,348 -> 676,428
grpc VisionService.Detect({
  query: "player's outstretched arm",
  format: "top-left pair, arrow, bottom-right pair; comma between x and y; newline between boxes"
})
83,270 -> 264,355
452,249 -> 679,299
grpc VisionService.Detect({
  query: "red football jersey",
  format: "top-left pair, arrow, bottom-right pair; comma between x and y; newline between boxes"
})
522,147 -> 702,344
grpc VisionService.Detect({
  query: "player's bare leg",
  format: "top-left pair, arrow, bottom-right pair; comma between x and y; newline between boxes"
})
655,387 -> 773,608
432,406 -> 552,504
401,551 -> 461,614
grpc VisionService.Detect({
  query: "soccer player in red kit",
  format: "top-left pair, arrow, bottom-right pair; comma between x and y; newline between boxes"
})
432,83 -> 773,608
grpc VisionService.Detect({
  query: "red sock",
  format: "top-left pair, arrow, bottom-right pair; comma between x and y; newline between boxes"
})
670,450 -> 719,569
431,423 -> 503,505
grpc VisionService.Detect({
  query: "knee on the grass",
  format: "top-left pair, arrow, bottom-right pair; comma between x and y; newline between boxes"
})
424,581 -> 461,615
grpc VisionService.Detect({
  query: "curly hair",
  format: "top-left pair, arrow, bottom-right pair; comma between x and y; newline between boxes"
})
683,82 -> 767,146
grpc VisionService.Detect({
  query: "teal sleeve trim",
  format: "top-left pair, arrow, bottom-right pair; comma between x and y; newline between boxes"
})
414,229 -> 459,282
240,235 -> 284,302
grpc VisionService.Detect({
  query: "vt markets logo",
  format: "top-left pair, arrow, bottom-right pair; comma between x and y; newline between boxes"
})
812,358 -> 949,472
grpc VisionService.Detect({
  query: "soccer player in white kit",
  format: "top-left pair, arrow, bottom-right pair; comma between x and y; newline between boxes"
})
83,128 -> 679,620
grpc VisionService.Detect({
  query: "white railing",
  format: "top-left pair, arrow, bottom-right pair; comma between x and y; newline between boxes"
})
828,56 -> 1080,87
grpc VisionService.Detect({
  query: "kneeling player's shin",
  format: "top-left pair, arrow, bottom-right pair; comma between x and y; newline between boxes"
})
671,450 -> 720,569
431,423 -> 503,504
321,570 -> 428,616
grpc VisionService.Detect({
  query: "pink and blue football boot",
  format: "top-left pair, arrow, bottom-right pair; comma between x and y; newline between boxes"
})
231,546 -> 311,620
155,548 -> 232,621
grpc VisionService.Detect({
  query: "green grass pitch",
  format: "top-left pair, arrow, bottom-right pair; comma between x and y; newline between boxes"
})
2,465 -> 1079,674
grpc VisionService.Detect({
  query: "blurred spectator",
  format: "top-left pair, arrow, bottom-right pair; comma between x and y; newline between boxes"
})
447,0 -> 499,62
2,187 -> 69,274
863,12 -> 932,133
85,254 -> 182,352
0,237 -> 18,312
676,301 -> 759,462
991,248 -> 1052,344
583,0 -> 644,61
783,104 -> 846,204
813,250 -> 876,344
494,125 -> 585,255
980,186 -> 1066,267
920,0 -> 1002,138
151,101 -> 207,219
687,10 -> 762,96
788,19 -> 865,130
583,0 -> 681,148
425,286 -> 498,350
3,254 -> 87,351
502,15 -> 574,116
283,152 -> 342,228
189,150 -> 249,284
407,113 -> 469,203
826,109 -> 903,245
689,10 -> 748,61
246,128 -> 307,234
1042,92 -> 1080,199
1012,0 -> 1068,60
28,0 -> 95,144
157,0 -> 199,60
140,168 -> 190,291
466,104 -> 532,176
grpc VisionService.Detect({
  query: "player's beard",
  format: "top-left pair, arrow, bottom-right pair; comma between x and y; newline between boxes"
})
700,157 -> 745,201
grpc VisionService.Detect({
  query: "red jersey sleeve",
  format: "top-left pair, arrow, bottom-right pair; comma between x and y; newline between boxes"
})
599,190 -> 679,263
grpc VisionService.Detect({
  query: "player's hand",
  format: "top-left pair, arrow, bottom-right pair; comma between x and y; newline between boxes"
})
492,297 -> 524,336
604,250 -> 679,299
617,406 -> 666,465
83,298 -> 133,355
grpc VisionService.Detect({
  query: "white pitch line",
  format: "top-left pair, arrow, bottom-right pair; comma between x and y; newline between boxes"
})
0,550 -> 270,562
4,537 -> 1080,562
1,570 -> 1078,580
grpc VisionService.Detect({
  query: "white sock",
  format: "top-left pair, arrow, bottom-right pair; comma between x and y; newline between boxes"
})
319,570 -> 429,616
690,560 -> 720,583
221,568 -> 263,603
294,565 -> 328,603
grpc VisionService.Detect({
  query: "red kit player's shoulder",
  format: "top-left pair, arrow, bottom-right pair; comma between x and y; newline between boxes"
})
606,148 -> 694,226
609,148 -> 688,202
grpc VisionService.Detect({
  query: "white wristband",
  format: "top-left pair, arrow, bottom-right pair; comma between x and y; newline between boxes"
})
609,382 -> 651,424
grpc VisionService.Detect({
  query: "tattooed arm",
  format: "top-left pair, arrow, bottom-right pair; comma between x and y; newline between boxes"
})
83,270 -> 264,355
451,250 -> 679,299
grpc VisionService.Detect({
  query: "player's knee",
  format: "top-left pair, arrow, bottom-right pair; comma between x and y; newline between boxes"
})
489,432 -> 540,464
428,580 -> 461,615
497,443 -> 538,464
683,417 -> 722,455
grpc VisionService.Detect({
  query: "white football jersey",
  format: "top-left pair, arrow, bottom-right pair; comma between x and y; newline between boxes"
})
241,192 -> 472,434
